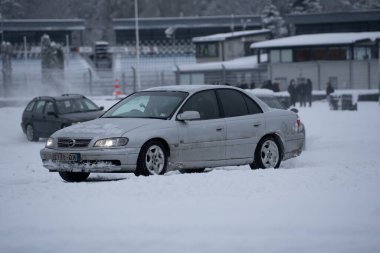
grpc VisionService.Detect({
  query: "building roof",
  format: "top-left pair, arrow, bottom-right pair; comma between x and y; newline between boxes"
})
113,15 -> 261,30
2,19 -> 85,31
285,10 -> 380,25
251,32 -> 380,49
192,29 -> 270,43
177,55 -> 267,72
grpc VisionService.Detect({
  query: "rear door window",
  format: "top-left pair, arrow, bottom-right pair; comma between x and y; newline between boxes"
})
216,89 -> 248,117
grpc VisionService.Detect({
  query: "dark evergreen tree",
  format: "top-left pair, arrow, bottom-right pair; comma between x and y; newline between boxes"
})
290,0 -> 323,14
341,0 -> 380,10
261,0 -> 288,37
0,0 -> 24,18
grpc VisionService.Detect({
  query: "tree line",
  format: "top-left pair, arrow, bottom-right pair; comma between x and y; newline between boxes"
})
0,0 -> 379,42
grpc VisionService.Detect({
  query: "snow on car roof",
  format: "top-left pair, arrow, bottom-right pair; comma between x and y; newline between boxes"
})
247,88 -> 275,96
251,31 -> 380,49
144,84 -> 235,93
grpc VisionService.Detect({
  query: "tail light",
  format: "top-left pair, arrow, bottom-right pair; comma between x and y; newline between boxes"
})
296,115 -> 301,131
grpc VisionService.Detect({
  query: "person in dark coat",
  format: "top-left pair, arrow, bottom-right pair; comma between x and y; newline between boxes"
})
326,82 -> 334,97
306,78 -> 313,107
297,81 -> 307,107
288,79 -> 297,106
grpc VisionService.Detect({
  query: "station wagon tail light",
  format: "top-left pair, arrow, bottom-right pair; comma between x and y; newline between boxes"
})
94,138 -> 129,148
297,118 -> 301,129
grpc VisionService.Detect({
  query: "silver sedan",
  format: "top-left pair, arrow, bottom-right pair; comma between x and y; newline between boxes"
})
40,85 -> 304,182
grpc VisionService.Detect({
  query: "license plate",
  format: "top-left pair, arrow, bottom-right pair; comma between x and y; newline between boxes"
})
52,153 -> 81,162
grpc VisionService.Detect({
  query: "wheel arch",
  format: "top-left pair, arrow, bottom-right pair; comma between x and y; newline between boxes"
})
139,137 -> 171,157
256,133 -> 285,160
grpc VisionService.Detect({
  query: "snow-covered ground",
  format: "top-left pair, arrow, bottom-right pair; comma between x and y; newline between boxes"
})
0,98 -> 380,253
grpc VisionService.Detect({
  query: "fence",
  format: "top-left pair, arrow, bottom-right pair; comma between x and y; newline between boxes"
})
0,52 -> 196,97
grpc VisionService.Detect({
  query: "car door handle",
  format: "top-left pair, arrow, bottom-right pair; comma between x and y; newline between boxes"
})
253,123 -> 261,127
216,127 -> 224,131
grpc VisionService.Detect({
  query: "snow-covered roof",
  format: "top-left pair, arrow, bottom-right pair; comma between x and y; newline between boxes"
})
193,29 -> 270,43
251,32 -> 380,49
177,54 -> 267,72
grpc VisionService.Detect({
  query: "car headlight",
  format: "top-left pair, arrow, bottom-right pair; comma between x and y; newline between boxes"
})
46,137 -> 54,148
94,138 -> 129,148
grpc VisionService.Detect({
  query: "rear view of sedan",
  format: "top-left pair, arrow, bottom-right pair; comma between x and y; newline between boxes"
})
21,94 -> 104,141
40,85 -> 304,182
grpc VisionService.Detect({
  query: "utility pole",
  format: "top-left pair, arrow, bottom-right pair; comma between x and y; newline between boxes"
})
134,0 -> 141,91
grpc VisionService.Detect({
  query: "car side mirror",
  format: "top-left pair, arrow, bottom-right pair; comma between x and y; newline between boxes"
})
99,106 -> 104,111
177,111 -> 200,121
290,108 -> 298,114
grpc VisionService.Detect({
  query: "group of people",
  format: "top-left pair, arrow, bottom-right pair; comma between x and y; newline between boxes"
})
288,79 -> 313,107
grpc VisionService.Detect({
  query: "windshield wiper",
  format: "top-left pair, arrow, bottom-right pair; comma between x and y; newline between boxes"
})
102,116 -> 126,118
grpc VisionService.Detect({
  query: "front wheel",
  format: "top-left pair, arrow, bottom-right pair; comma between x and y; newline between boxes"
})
135,140 -> 168,176
251,137 -> 282,169
59,172 -> 90,182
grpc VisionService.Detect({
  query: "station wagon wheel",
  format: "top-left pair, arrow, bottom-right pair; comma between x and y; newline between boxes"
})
135,140 -> 168,176
26,124 -> 39,142
59,172 -> 90,182
252,136 -> 281,169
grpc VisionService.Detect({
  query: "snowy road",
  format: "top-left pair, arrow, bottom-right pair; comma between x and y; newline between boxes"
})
0,99 -> 380,253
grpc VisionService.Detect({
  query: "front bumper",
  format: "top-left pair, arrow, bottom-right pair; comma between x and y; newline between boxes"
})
40,147 -> 139,173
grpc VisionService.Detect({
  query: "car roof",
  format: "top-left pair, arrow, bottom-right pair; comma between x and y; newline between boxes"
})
144,84 -> 243,94
34,94 -> 86,101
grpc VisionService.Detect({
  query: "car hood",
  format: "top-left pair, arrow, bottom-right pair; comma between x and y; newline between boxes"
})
52,117 -> 163,139
59,110 -> 104,122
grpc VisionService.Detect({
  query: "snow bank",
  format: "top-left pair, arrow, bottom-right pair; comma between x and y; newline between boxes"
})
0,99 -> 380,253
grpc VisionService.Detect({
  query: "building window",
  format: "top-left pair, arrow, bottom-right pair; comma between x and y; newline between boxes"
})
196,43 -> 219,58
328,47 -> 348,60
281,49 -> 293,62
180,73 -> 205,85
270,50 -> 280,63
294,48 -> 311,62
311,47 -> 328,60
353,46 -> 376,60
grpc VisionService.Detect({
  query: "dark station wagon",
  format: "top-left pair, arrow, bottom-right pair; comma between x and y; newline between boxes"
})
21,94 -> 104,141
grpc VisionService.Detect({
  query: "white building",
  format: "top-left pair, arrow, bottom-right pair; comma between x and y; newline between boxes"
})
193,29 -> 271,63
251,32 -> 380,91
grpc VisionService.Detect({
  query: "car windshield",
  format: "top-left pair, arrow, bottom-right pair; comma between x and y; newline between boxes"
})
257,96 -> 285,109
102,91 -> 188,119
56,97 -> 99,114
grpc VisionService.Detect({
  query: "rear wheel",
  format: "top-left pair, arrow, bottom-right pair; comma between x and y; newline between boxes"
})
26,124 -> 39,142
59,172 -> 90,182
251,136 -> 281,169
135,140 -> 168,176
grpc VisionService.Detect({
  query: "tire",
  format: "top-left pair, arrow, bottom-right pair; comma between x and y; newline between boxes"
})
179,168 -> 206,174
251,136 -> 282,169
26,124 -> 39,142
135,140 -> 168,176
59,172 -> 90,182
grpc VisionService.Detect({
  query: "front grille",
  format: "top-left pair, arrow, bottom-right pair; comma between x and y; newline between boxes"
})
57,138 -> 92,148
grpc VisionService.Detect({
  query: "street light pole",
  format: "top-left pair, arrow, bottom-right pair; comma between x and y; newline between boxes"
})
134,0 -> 141,91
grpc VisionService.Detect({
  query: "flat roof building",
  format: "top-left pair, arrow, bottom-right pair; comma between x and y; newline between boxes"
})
251,32 -> 380,91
